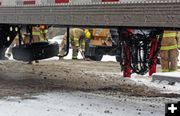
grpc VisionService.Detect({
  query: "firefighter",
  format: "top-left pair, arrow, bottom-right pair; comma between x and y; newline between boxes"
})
24,26 -> 48,64
24,26 -> 48,44
159,30 -> 179,72
59,28 -> 91,60
39,25 -> 48,41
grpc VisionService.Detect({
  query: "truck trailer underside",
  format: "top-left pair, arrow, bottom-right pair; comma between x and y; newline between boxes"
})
0,1 -> 180,28
0,1 -> 180,77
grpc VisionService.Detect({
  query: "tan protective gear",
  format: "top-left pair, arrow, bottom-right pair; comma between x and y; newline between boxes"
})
41,29 -> 48,41
160,31 -> 179,72
160,49 -> 179,72
60,28 -> 88,59
24,26 -> 48,44
176,31 -> 180,48
24,26 -> 48,63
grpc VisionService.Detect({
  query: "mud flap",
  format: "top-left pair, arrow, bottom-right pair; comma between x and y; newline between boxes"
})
12,42 -> 59,61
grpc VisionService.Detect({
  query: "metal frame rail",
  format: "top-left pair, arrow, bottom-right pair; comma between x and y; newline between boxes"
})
0,2 -> 180,28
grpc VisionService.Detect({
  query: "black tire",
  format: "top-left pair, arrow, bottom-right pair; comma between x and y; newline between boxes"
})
12,42 -> 59,61
88,55 -> 103,61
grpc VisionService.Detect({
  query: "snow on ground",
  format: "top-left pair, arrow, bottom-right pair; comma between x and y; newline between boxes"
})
44,49 -> 180,65
2,47 -> 180,116
6,48 -> 180,95
153,72 -> 180,77
43,49 -> 180,95
60,49 -> 117,62
0,91 -> 164,116
128,52 -> 180,95
130,73 -> 180,94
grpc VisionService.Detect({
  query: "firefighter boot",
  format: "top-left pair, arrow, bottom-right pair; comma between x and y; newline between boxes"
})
160,59 -> 169,72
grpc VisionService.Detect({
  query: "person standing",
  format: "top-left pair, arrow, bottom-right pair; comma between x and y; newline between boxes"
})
24,26 -> 48,64
160,30 -> 179,72
59,28 -> 91,59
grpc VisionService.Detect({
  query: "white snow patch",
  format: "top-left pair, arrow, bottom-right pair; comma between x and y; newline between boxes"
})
0,92 -> 163,116
40,50 -> 117,62
153,72 -> 180,77
101,55 -> 116,62
131,73 -> 180,94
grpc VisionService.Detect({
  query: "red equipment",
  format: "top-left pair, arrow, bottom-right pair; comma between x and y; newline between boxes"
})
123,29 -> 133,78
55,0 -> 69,3
123,45 -> 132,78
149,37 -> 158,76
102,0 -> 119,2
23,0 -> 35,5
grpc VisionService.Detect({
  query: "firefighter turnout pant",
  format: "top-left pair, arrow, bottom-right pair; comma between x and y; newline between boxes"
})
160,31 -> 179,72
160,49 -> 179,72
60,28 -> 86,59
60,36 -> 84,59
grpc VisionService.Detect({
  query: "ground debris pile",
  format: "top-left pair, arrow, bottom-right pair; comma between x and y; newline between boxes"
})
0,60 -> 179,98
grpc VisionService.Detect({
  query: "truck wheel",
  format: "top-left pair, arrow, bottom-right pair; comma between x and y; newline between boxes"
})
12,42 -> 59,61
88,55 -> 103,61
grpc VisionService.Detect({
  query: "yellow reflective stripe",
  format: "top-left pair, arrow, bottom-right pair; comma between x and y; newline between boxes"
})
41,30 -> 48,33
33,32 -> 41,35
178,45 -> 180,48
40,30 -> 48,33
75,43 -> 79,46
44,29 -> 48,33
163,33 -> 177,38
74,38 -> 79,41
160,45 -> 177,50
169,69 -> 176,72
74,39 -> 79,46
161,69 -> 169,72
81,42 -> 86,46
